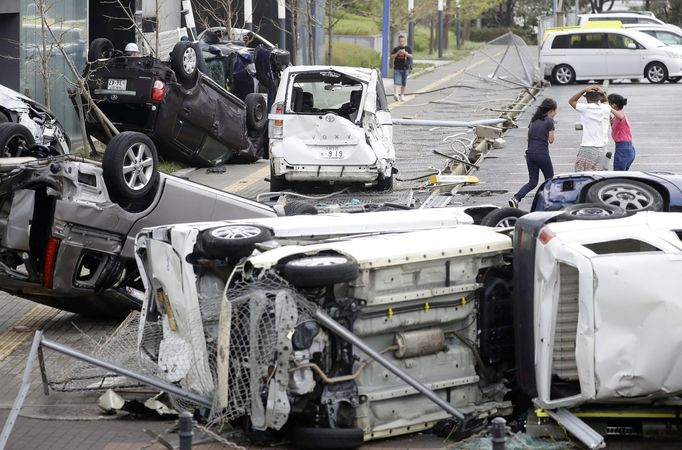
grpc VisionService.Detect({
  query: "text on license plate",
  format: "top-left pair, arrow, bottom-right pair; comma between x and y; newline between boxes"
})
320,147 -> 343,159
107,79 -> 127,91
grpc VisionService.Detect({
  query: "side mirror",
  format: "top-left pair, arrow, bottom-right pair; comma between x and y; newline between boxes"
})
627,42 -> 637,50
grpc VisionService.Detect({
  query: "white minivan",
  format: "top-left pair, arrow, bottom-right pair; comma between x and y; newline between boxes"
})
578,12 -> 682,32
268,66 -> 395,192
540,28 -> 682,84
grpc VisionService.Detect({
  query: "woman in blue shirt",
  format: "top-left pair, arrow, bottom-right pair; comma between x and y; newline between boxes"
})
509,98 -> 557,208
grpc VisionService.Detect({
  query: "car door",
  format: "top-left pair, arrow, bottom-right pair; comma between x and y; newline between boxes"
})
567,33 -> 608,79
605,33 -> 644,78
363,70 -> 394,161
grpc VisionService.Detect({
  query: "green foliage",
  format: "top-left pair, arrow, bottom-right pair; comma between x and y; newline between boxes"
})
332,41 -> 381,68
331,12 -> 381,35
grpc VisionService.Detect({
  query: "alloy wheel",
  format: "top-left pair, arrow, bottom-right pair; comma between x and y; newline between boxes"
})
122,142 -> 155,191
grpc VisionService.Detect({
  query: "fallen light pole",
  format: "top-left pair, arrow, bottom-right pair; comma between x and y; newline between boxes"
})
392,118 -> 507,127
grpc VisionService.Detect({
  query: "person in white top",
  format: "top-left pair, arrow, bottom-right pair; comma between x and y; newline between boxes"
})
568,85 -> 612,171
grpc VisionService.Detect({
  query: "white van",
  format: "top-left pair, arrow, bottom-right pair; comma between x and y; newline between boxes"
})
540,28 -> 682,84
578,12 -> 681,32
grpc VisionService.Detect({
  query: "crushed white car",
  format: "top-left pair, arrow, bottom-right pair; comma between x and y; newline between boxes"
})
268,66 -> 395,192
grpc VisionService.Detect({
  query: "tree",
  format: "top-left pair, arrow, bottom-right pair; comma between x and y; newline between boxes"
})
589,0 -> 616,13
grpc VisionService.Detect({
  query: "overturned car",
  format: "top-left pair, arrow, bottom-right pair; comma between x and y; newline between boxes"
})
134,205 -> 682,447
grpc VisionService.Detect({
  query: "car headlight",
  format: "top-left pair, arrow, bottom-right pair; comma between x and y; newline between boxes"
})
664,50 -> 682,58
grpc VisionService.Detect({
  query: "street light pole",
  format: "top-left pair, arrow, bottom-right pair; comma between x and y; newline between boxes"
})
381,0 -> 390,75
437,0 -> 444,58
408,0 -> 415,51
277,0 -> 286,49
245,0 -> 253,30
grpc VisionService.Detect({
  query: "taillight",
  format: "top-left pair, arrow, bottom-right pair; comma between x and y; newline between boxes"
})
151,79 -> 165,102
538,227 -> 555,245
42,237 -> 60,289
272,101 -> 284,138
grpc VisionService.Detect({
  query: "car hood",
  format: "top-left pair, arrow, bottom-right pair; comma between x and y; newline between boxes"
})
0,83 -> 54,117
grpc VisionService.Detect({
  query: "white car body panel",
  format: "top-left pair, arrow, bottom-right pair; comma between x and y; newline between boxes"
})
533,212 -> 682,409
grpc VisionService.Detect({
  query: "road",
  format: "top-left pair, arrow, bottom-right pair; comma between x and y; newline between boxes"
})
1,44 -> 682,449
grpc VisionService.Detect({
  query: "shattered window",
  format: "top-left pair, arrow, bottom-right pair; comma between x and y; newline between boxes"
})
583,239 -> 661,254
289,72 -> 364,115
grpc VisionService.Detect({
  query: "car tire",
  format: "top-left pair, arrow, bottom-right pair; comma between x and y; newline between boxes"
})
196,224 -> 273,260
281,254 -> 359,288
559,203 -> 628,221
284,200 -> 317,215
668,76 -> 681,83
170,41 -> 200,88
270,172 -> 290,192
585,179 -> 664,212
481,207 -> 527,228
0,123 -> 35,157
289,427 -> 364,450
552,64 -> 575,85
645,62 -> 668,84
88,38 -> 114,62
245,93 -> 268,136
374,174 -> 394,192
103,132 -> 159,200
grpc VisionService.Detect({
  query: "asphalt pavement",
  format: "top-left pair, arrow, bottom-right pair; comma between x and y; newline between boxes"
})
1,45 -> 682,449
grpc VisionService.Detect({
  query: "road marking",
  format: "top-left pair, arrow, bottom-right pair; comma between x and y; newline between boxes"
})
222,164 -> 270,193
0,305 -> 59,362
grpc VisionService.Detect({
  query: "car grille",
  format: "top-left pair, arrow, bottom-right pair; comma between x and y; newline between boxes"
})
552,263 -> 579,381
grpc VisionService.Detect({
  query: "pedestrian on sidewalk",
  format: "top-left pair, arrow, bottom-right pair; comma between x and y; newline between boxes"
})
569,85 -> 612,171
509,98 -> 558,208
391,34 -> 412,102
608,93 -> 635,170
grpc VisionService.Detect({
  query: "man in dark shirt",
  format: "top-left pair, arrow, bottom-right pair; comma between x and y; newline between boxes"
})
391,34 -> 412,102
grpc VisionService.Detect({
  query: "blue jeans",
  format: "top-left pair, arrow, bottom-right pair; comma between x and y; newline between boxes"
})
614,141 -> 635,171
393,69 -> 408,87
514,151 -> 554,202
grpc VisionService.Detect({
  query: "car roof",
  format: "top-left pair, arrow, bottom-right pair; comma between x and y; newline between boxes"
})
624,24 -> 682,33
285,66 -> 375,82
580,12 -> 657,18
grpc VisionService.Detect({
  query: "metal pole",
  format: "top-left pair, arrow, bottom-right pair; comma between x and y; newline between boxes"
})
381,0 -> 390,75
245,0 -> 253,30
552,0 -> 558,27
0,332 -> 43,450
491,417 -> 507,450
178,412 -> 194,450
408,0 -> 415,51
392,118 -> 506,127
437,0 -> 444,58
315,310 -> 466,421
40,337 -> 213,408
575,0 -> 580,25
277,0 -> 286,50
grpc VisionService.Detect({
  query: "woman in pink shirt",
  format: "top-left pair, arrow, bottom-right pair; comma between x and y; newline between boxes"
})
608,94 -> 635,171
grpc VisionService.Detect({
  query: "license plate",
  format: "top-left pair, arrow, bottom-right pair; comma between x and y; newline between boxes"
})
320,147 -> 343,159
107,79 -> 127,91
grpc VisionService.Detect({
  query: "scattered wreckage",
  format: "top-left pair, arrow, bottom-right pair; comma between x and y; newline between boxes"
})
80,28 -> 289,166
127,206 -> 682,448
0,84 -> 70,157
268,66 -> 395,191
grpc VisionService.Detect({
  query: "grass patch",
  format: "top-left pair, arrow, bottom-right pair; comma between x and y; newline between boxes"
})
413,40 -> 485,61
159,159 -> 186,174
332,12 -> 381,35
332,41 -> 381,68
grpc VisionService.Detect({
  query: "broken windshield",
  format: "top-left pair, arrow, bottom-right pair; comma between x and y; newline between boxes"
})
288,72 -> 365,116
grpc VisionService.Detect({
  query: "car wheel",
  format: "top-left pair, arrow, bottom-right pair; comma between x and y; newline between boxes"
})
284,200 -> 317,215
289,427 -> 364,449
645,62 -> 667,84
668,76 -> 681,83
245,93 -> 268,136
103,132 -> 159,200
170,41 -> 199,88
552,64 -> 575,85
0,123 -> 35,157
374,174 -> 394,192
281,254 -> 359,287
481,207 -> 527,228
196,224 -> 273,260
585,179 -> 664,212
559,203 -> 628,221
88,38 -> 114,62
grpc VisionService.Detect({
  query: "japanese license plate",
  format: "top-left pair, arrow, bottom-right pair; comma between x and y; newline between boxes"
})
320,147 -> 343,159
107,78 -> 127,91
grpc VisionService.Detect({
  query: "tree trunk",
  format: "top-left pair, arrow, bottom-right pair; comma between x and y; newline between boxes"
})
38,0 -> 50,108
463,19 -> 471,41
326,0 -> 333,64
444,14 -> 450,49
429,14 -> 434,54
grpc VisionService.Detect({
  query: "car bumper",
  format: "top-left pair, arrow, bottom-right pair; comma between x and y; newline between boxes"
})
271,157 -> 392,183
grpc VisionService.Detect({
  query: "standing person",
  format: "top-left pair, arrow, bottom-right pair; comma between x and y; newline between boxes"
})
509,98 -> 558,208
569,85 -> 612,171
608,93 -> 635,171
391,34 -> 412,102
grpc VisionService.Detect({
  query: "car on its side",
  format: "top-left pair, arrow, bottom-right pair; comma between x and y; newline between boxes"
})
268,66 -> 395,191
81,34 -> 287,166
0,84 -> 70,157
540,28 -> 682,84
578,12 -> 681,32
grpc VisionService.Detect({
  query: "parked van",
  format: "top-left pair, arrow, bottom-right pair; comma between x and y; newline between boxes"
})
578,12 -> 681,32
540,28 -> 682,84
